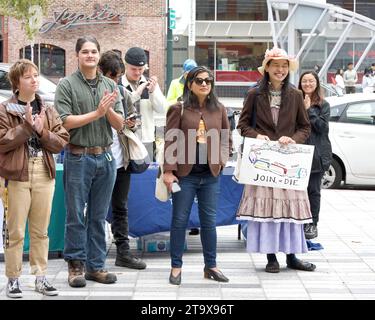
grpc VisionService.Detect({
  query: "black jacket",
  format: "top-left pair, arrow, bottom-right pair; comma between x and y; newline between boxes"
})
306,100 -> 332,173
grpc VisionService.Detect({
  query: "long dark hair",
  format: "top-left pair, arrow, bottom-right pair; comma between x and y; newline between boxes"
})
182,66 -> 220,111
75,36 -> 100,54
258,60 -> 290,102
298,71 -> 323,106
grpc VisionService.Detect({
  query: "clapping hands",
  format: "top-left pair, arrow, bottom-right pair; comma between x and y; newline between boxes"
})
25,102 -> 45,135
97,90 -> 118,117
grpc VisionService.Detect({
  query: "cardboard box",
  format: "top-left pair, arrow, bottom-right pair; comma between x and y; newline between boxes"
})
137,232 -> 187,252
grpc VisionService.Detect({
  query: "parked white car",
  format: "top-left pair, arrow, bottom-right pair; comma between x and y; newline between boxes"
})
322,93 -> 375,189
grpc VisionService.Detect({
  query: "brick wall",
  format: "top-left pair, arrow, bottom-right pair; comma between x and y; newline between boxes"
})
6,0 -> 167,91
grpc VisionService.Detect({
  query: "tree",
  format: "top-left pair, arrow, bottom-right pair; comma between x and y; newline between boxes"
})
0,0 -> 49,60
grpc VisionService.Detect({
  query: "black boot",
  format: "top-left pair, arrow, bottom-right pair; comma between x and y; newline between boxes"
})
115,248 -> 146,270
265,254 -> 279,273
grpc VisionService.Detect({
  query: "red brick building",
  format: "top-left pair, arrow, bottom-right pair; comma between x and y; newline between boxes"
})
0,0 -> 166,90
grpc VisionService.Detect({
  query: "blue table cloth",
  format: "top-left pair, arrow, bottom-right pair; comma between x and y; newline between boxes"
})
108,164 -> 244,237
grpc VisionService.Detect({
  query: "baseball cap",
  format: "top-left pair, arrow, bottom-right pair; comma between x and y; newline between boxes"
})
125,47 -> 147,66
183,59 -> 198,73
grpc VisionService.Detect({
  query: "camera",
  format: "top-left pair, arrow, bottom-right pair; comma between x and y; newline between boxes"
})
171,182 -> 181,193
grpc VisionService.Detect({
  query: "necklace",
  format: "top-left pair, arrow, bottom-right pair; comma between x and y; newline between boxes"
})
86,76 -> 99,96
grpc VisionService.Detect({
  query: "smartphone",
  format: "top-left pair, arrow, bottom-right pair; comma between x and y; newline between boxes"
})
126,113 -> 141,121
171,182 -> 181,193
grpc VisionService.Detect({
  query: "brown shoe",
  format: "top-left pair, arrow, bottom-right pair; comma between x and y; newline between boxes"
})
68,260 -> 86,287
85,269 -> 117,284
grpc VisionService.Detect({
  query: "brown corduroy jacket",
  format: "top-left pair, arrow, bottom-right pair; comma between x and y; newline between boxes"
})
0,94 -> 69,181
164,101 -> 232,177
237,86 -> 311,143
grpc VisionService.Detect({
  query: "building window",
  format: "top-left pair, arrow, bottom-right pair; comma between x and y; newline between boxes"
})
196,0 -> 269,21
217,0 -> 267,21
196,41 -> 268,83
196,0 -> 215,20
216,42 -> 266,82
20,44 -> 65,81
196,42 -> 215,71
327,0 -> 375,20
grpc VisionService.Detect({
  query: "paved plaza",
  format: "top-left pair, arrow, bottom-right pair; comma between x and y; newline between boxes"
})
0,188 -> 375,300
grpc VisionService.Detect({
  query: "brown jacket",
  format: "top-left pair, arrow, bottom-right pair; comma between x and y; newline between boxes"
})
237,86 -> 311,143
0,95 -> 69,181
164,102 -> 232,177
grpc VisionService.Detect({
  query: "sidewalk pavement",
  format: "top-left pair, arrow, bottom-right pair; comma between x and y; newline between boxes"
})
0,188 -> 374,300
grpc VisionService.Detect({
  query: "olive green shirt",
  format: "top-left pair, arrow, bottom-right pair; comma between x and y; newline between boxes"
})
54,70 -> 123,147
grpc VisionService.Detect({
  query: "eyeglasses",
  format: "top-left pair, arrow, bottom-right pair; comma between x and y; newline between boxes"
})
193,77 -> 213,86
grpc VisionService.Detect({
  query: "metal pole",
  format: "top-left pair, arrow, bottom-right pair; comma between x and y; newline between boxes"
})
166,1 -> 173,91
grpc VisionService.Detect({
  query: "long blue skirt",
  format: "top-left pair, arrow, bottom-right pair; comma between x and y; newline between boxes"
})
246,221 -> 308,254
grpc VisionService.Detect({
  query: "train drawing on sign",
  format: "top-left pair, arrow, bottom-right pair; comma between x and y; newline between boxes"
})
247,142 -> 309,179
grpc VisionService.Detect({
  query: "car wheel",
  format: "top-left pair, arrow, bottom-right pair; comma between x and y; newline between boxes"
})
321,158 -> 343,189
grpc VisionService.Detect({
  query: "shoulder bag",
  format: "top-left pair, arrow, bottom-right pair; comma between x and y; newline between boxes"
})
155,102 -> 184,201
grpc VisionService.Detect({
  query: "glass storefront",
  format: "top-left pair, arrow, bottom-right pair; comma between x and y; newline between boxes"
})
196,42 -> 268,83
326,41 -> 375,83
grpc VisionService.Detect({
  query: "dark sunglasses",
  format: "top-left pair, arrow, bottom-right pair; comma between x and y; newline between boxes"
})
193,77 -> 213,86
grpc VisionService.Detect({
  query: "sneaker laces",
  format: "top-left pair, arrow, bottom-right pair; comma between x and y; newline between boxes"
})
9,278 -> 20,291
38,277 -> 53,289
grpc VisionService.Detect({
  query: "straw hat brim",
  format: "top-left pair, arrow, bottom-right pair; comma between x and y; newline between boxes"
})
258,57 -> 299,75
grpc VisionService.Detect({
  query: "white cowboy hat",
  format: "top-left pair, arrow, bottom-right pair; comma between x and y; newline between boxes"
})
258,46 -> 298,75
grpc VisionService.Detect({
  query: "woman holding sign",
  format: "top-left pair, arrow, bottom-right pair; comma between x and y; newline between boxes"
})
298,71 -> 332,240
237,47 -> 315,273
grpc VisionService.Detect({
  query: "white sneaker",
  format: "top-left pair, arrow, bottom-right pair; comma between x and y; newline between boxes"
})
6,278 -> 22,298
35,277 -> 59,296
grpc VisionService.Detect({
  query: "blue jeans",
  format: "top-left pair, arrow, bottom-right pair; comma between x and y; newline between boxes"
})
170,174 -> 220,269
63,151 -> 116,272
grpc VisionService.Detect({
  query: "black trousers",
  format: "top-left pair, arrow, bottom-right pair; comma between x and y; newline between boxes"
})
307,172 -> 324,225
111,167 -> 131,253
345,86 -> 356,94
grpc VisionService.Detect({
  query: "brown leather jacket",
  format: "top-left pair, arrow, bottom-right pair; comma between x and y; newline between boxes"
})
0,95 -> 69,181
164,102 -> 232,178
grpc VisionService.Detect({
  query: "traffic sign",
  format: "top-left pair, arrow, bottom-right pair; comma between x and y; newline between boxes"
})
169,8 -> 176,30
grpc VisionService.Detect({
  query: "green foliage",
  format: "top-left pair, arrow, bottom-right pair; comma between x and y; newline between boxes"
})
0,0 -> 49,40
